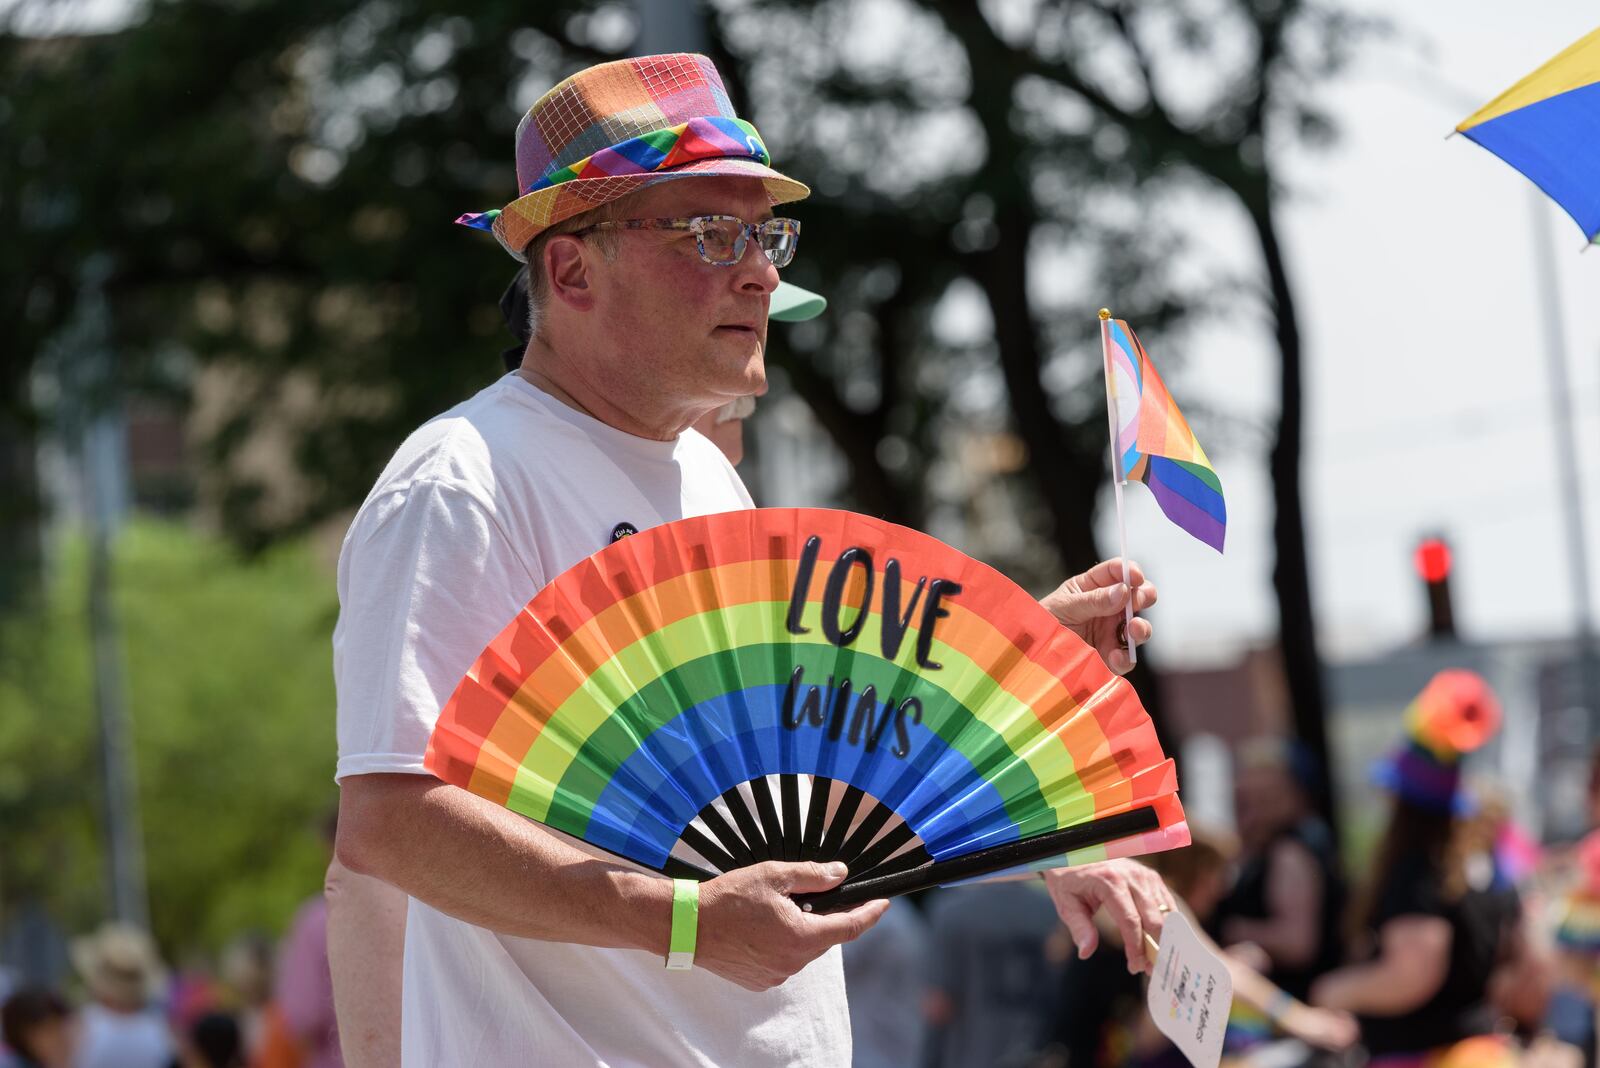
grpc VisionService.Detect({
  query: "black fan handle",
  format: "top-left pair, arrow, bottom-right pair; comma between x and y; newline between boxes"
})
792,806 -> 1161,914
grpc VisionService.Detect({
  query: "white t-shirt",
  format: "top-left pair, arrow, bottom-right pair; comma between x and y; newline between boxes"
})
75,1003 -> 173,1068
333,374 -> 849,1068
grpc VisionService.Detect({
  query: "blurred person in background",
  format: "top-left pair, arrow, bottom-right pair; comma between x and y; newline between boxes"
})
1545,829 -> 1600,1064
275,814 -> 341,1068
923,879 -> 1063,1068
217,934 -> 273,1062
0,989 -> 74,1068
70,923 -> 173,1068
217,933 -> 306,1068
175,1013 -> 245,1068
1457,789 -> 1559,1040
1310,671 -> 1525,1068
1043,833 -> 1356,1068
839,898 -> 931,1068
1150,834 -> 1356,1059
1212,736 -> 1346,1001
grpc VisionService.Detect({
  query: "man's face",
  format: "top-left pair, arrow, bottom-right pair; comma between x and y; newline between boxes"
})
583,176 -> 780,414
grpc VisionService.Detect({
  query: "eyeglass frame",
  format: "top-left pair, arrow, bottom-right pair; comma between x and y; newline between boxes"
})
569,215 -> 801,268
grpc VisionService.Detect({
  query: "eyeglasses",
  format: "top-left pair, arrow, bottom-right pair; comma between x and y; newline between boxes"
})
571,215 -> 801,268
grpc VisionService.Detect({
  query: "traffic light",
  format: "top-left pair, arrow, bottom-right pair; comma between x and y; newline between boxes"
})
1414,536 -> 1457,639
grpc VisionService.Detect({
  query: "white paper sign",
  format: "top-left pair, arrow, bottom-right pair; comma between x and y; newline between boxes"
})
1145,911 -> 1233,1068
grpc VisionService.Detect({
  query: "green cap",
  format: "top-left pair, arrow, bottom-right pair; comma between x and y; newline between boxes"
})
770,281 -> 826,322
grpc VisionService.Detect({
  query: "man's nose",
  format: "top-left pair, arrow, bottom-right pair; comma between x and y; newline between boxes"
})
732,236 -> 780,295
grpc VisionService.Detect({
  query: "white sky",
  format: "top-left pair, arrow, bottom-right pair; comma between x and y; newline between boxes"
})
1112,1 -> 1600,665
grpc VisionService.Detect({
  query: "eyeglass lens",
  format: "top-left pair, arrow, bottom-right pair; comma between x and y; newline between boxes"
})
698,219 -> 797,268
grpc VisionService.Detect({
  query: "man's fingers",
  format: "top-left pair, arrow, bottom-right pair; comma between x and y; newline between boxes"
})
805,898 -> 889,945
1081,558 -> 1146,591
1055,892 -> 1099,960
768,861 -> 848,894
1132,873 -> 1171,944
1102,883 -> 1150,974
1132,580 -> 1157,612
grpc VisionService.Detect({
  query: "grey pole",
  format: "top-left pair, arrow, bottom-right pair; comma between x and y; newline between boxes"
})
1527,190 -> 1599,726
73,257 -> 150,930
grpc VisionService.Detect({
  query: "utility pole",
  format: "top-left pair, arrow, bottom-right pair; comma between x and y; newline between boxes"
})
67,255 -> 149,930
1528,191 -> 1599,743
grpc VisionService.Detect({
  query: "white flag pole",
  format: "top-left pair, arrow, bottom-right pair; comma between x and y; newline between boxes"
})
1099,309 -> 1137,668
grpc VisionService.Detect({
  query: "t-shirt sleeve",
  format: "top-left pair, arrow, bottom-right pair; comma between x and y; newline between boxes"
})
333,479 -> 543,781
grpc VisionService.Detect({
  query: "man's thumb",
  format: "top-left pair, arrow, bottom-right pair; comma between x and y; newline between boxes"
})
772,861 -> 849,894
1080,583 -> 1128,618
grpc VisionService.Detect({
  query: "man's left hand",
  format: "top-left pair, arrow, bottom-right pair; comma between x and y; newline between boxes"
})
1043,859 -> 1178,974
1039,558 -> 1156,675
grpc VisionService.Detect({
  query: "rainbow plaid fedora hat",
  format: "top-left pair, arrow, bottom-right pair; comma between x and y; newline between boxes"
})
457,53 -> 809,261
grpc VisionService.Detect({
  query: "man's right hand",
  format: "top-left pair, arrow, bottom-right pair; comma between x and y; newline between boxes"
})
693,861 -> 888,991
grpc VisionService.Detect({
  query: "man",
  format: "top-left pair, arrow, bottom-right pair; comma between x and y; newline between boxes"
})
333,53 -> 1170,1066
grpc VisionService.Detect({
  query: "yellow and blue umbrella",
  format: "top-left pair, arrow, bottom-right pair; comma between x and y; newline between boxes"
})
1457,26 -> 1600,246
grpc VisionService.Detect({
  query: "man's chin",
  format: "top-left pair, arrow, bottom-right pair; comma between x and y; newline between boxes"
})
717,395 -> 757,421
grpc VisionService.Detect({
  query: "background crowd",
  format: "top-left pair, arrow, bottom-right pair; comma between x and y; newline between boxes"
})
9,710 -> 1600,1067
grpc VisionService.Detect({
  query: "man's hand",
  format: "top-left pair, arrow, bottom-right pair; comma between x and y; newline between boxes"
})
1039,558 -> 1156,675
695,862 -> 888,991
1043,860 -> 1177,974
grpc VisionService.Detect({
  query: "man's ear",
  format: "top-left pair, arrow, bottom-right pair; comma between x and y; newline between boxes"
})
544,234 -> 596,312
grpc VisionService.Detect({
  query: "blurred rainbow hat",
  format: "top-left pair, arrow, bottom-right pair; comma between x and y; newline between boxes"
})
1372,670 -> 1502,812
457,53 -> 808,260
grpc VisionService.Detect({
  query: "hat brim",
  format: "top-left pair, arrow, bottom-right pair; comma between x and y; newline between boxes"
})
487,159 -> 810,262
770,281 -> 825,322
1370,751 -> 1473,814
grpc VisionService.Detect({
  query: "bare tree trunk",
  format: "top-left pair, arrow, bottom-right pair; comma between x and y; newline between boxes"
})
966,204 -> 1170,741
1242,187 -> 1336,833
0,409 -> 42,618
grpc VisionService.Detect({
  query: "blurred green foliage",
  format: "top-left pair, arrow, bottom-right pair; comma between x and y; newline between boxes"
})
0,522 -> 337,952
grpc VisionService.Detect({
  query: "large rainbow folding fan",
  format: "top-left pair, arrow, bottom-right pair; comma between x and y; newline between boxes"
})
425,508 -> 1188,912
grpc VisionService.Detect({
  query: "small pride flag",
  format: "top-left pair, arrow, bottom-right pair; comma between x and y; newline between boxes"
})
1102,315 -> 1227,552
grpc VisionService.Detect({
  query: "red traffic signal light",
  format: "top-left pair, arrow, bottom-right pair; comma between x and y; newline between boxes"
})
1414,536 -> 1456,639
1414,538 -> 1452,584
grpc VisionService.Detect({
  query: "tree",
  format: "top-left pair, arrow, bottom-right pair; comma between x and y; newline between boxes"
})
0,522 -> 339,952
713,0 -> 1377,822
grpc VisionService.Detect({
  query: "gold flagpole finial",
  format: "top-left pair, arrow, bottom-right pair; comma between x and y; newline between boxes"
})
1098,308 -> 1111,321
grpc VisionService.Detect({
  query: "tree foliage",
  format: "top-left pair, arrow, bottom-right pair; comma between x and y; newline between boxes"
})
0,522 -> 338,953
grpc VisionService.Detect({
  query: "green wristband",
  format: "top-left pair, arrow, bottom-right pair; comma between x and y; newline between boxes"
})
666,878 -> 699,971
